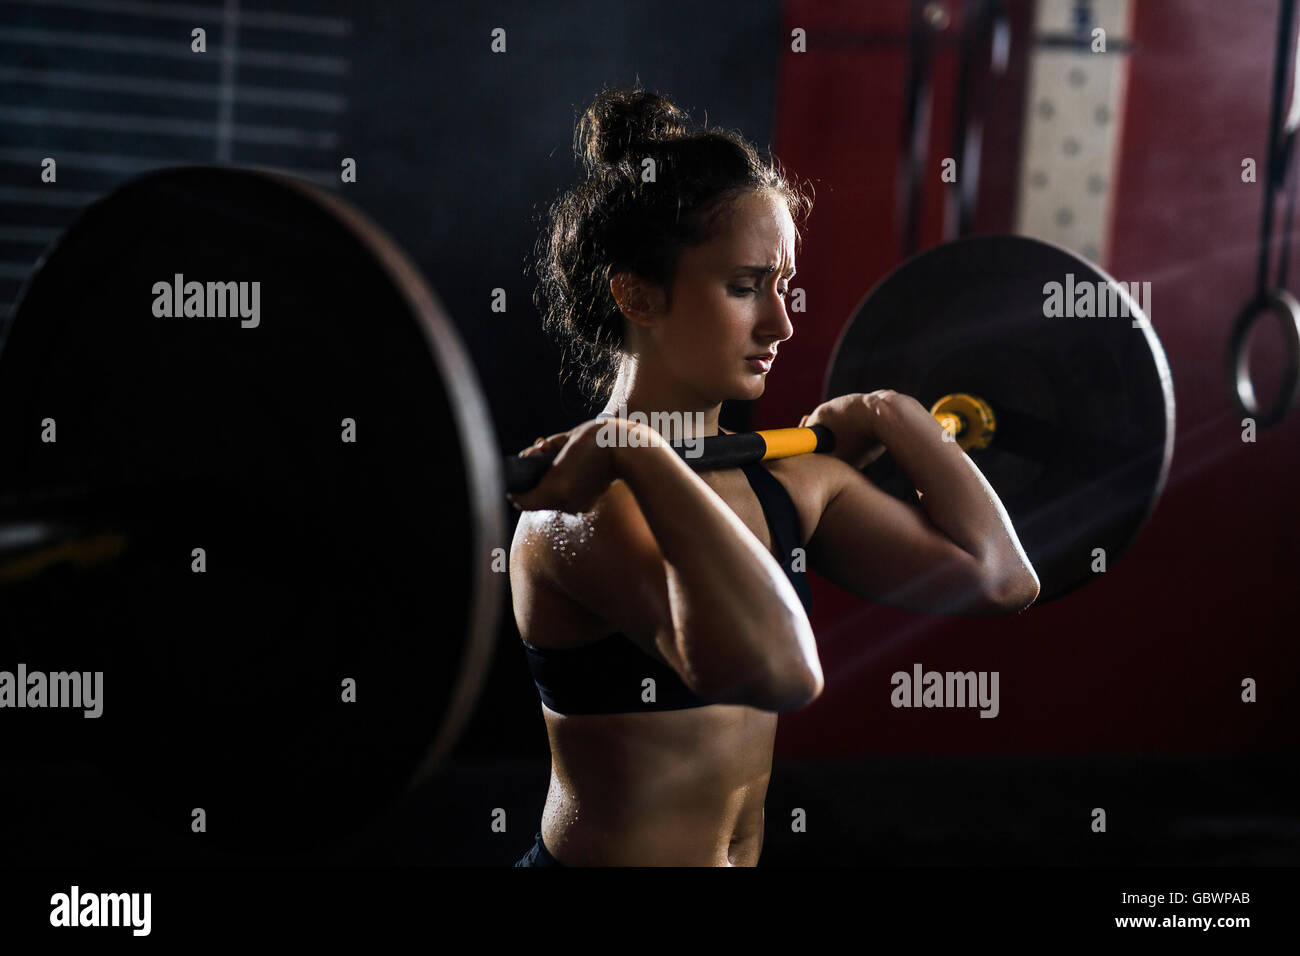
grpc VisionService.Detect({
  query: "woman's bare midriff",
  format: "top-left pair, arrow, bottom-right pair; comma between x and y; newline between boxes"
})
539,702 -> 777,866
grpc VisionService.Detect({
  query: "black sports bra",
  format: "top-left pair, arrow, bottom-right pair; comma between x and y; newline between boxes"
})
520,455 -> 812,715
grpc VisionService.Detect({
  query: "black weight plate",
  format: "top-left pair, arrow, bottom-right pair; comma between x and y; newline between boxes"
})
825,235 -> 1174,607
0,167 -> 502,855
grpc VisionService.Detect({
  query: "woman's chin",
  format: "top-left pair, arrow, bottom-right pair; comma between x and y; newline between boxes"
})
714,372 -> 767,403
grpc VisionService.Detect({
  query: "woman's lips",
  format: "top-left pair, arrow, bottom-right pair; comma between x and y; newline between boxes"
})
745,355 -> 773,373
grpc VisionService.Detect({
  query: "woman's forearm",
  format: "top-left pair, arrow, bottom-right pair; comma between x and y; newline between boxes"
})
872,393 -> 1035,580
612,440 -> 822,708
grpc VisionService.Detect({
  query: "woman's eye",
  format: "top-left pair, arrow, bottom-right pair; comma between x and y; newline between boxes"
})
729,285 -> 789,297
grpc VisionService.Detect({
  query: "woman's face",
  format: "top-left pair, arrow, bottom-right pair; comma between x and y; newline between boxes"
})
641,189 -> 797,405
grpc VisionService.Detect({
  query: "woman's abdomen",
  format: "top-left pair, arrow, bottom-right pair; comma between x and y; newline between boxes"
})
538,703 -> 776,865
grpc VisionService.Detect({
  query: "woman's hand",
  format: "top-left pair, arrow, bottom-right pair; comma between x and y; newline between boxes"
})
506,417 -> 665,514
799,390 -> 897,470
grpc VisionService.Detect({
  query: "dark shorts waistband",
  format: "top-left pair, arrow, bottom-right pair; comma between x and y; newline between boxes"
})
514,831 -> 564,867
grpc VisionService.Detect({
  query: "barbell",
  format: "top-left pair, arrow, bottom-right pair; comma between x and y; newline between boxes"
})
0,167 -> 1174,855
827,234 -> 1175,607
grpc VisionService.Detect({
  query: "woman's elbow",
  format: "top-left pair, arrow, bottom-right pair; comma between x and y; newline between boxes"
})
745,654 -> 824,711
698,653 -> 823,712
985,566 -> 1040,613
770,665 -> 825,710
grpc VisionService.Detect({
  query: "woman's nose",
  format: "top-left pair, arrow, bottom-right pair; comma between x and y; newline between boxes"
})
759,289 -> 794,341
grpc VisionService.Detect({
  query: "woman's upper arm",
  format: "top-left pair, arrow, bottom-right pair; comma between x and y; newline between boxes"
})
512,482 -> 693,679
805,456 -> 1013,615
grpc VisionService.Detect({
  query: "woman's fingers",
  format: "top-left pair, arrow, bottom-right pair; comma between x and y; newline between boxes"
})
507,432 -> 570,510
507,418 -> 623,515
519,432 -> 564,455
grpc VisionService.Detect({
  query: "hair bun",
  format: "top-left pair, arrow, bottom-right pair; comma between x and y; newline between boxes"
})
576,86 -> 691,172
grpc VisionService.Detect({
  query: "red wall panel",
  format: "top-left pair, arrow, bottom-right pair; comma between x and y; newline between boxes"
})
766,0 -> 1299,758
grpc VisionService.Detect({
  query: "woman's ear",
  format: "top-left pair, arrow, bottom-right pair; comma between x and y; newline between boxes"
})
609,271 -> 663,328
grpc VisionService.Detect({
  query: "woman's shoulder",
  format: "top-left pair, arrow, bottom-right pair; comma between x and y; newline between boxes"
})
508,473 -> 674,650
761,453 -> 843,547
509,476 -> 643,587
716,425 -> 842,544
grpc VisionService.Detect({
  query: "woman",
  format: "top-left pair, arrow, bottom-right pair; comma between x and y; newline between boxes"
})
508,85 -> 1038,867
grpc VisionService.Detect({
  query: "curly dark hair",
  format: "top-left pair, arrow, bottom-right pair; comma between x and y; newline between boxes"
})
531,83 -> 814,407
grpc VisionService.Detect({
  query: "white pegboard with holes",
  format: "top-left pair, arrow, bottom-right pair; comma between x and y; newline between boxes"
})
1015,0 -> 1132,265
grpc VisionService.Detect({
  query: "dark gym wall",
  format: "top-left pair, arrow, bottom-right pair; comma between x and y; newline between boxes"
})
342,1 -> 784,438
763,0 -> 1300,760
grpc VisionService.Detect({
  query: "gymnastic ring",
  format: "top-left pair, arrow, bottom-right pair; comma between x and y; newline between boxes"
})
1226,288 -> 1300,428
